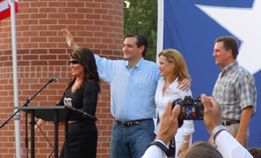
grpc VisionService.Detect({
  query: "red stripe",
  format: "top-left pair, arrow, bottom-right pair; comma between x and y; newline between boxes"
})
0,2 -> 18,20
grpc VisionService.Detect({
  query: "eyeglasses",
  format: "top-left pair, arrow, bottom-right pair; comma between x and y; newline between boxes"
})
69,59 -> 79,64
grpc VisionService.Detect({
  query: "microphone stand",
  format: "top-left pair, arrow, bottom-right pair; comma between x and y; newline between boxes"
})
0,75 -> 56,158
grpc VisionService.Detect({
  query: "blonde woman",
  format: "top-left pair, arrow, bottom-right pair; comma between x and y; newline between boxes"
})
155,49 -> 195,157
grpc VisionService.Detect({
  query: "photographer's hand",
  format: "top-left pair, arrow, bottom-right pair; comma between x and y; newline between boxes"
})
201,94 -> 222,134
156,102 -> 181,144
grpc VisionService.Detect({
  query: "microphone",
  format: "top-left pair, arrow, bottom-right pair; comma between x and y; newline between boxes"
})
48,74 -> 57,83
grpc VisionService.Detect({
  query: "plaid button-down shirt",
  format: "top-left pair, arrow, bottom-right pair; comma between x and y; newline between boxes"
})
212,61 -> 257,121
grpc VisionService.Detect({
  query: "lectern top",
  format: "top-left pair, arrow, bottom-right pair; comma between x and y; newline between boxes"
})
14,106 -> 65,110
15,106 -> 67,121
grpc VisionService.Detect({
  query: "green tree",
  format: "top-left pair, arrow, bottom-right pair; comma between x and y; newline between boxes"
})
124,0 -> 157,61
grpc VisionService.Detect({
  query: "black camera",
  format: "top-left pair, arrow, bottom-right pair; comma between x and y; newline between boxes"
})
173,96 -> 204,120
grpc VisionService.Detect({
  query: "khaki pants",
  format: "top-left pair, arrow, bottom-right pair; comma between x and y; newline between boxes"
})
224,123 -> 249,147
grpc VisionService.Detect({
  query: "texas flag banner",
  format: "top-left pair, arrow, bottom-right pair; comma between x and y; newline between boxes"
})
0,0 -> 18,21
158,0 -> 261,147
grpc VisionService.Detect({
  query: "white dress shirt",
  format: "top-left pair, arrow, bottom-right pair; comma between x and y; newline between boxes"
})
142,130 -> 253,158
216,130 -> 253,158
154,77 -> 194,157
143,139 -> 168,158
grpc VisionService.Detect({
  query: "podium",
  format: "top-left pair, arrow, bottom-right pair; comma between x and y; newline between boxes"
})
15,106 -> 68,158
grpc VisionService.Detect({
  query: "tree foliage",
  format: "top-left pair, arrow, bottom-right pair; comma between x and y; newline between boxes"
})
124,0 -> 157,61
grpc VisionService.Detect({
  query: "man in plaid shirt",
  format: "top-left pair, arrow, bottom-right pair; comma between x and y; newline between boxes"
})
212,36 -> 257,147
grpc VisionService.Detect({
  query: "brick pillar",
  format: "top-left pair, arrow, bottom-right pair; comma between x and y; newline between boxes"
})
0,0 -> 123,157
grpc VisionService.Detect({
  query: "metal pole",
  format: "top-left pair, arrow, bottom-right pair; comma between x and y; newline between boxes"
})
10,0 -> 21,158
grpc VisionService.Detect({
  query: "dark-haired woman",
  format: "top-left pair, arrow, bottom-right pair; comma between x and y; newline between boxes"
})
37,48 -> 100,158
59,48 -> 100,158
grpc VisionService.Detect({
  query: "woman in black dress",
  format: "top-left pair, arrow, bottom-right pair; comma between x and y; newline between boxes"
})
59,47 -> 100,158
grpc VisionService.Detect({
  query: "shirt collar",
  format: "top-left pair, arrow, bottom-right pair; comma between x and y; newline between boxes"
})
125,57 -> 144,69
168,78 -> 179,92
221,61 -> 238,76
160,77 -> 179,93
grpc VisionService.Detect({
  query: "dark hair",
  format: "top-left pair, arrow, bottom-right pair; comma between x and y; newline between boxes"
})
70,48 -> 100,90
215,36 -> 239,59
124,33 -> 148,56
180,141 -> 223,158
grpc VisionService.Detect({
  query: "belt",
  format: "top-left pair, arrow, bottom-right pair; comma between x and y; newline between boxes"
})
69,120 -> 78,124
222,119 -> 240,126
116,119 -> 151,127
69,119 -> 95,124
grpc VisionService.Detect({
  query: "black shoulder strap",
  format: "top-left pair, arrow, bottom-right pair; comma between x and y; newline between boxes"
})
149,141 -> 170,156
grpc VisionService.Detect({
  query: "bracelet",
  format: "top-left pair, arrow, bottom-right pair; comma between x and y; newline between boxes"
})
183,140 -> 189,144
212,125 -> 227,141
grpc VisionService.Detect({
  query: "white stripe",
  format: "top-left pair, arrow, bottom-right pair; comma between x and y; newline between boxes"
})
0,0 -> 9,12
156,0 -> 164,64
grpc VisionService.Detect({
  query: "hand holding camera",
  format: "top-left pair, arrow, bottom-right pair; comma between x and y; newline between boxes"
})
172,96 -> 204,121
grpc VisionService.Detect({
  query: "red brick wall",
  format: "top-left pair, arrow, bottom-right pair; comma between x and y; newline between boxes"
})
0,0 -> 123,157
